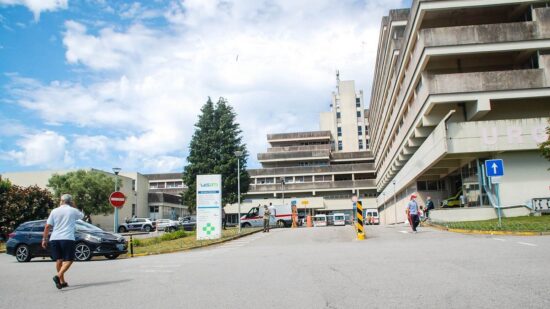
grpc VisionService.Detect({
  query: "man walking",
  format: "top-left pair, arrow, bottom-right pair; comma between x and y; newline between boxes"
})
407,194 -> 420,233
42,194 -> 84,289
425,196 -> 435,220
263,205 -> 271,233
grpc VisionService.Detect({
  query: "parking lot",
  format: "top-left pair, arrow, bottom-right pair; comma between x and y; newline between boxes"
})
2,225 -> 550,309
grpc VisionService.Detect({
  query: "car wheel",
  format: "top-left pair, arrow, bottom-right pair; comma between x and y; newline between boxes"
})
277,220 -> 285,228
15,244 -> 31,262
104,254 -> 120,260
74,243 -> 92,261
144,225 -> 152,232
118,226 -> 127,233
241,222 -> 251,228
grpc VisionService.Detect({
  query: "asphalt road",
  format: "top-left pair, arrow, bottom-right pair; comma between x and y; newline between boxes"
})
1,224 -> 550,309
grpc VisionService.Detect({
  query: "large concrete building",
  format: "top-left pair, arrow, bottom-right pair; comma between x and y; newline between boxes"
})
226,78 -> 377,218
371,0 -> 550,224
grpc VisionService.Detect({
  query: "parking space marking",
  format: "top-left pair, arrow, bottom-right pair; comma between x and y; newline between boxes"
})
492,238 -> 506,242
399,231 -> 409,234
517,242 -> 537,247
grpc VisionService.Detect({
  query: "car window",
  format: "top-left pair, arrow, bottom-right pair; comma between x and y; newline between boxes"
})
373,212 -> 378,216
16,224 -> 32,232
31,223 -> 46,232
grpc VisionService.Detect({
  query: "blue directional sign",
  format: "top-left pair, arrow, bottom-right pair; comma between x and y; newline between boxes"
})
485,159 -> 504,177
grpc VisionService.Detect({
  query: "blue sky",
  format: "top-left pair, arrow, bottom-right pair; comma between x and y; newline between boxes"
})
0,0 -> 409,174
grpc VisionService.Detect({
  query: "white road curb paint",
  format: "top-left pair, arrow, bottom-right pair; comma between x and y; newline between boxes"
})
517,242 -> 537,247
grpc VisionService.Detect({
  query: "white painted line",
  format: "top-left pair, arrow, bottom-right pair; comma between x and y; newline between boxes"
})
492,238 -> 506,242
399,231 -> 409,234
110,197 -> 125,201
517,242 -> 537,247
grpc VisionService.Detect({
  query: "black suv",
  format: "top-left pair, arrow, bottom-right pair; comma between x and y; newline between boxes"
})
6,220 -> 127,262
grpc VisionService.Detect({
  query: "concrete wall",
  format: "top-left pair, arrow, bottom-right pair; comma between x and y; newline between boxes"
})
430,206 -> 531,223
498,151 -> 550,207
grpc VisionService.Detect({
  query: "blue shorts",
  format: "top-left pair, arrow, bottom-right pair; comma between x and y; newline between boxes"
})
50,240 -> 76,261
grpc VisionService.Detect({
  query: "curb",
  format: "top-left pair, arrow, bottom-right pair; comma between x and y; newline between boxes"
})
425,222 -> 549,236
128,228 -> 264,258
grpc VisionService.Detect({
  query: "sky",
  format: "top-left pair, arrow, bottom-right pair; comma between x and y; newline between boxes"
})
0,0 -> 410,174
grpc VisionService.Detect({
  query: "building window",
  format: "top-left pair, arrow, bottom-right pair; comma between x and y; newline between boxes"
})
149,206 -> 159,213
338,141 -> 343,150
132,204 -> 136,216
358,125 -> 362,135
356,111 -> 361,118
336,112 -> 341,119
359,139 -> 363,150
356,97 -> 360,107
132,180 -> 136,191
337,127 -> 342,136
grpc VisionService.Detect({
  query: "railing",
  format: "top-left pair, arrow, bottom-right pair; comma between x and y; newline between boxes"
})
248,163 -> 376,177
267,131 -> 331,141
249,179 -> 376,192
258,150 -> 330,161
331,151 -> 373,160
532,197 -> 550,213
267,145 -> 332,153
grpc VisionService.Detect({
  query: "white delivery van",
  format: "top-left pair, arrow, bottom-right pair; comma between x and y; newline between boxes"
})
364,208 -> 380,225
333,213 -> 346,226
240,204 -> 293,228
313,214 -> 327,227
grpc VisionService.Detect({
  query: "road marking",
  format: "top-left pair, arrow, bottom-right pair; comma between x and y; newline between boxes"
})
399,231 -> 409,234
492,238 -> 506,242
517,242 -> 537,247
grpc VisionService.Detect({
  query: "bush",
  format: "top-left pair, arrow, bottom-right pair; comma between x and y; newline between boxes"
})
131,230 -> 188,247
160,230 -> 187,241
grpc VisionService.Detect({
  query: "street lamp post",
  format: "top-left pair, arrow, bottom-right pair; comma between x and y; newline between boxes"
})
392,180 -> 397,224
234,151 -> 243,233
112,167 -> 121,233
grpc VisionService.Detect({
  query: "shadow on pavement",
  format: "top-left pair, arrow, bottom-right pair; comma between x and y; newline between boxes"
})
64,279 -> 133,291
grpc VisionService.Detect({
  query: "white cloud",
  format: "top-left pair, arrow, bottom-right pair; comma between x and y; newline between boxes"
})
6,131 -> 72,167
6,0 -> 407,172
0,0 -> 68,21
73,135 -> 109,158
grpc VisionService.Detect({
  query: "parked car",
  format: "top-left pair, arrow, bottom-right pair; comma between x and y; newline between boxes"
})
6,219 -> 127,262
333,213 -> 346,226
118,218 -> 156,233
155,219 -> 181,232
442,189 -> 463,208
179,216 -> 196,231
364,209 -> 380,225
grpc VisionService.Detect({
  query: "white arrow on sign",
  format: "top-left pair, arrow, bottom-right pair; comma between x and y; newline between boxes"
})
491,162 -> 498,174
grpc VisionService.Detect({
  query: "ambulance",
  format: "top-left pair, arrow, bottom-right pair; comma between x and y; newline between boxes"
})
240,204 -> 293,228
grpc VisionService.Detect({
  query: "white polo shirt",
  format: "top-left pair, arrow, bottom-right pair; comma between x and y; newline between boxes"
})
46,204 -> 84,241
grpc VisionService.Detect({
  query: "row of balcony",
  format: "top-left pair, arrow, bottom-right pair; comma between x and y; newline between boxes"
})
267,131 -> 331,142
267,144 -> 332,153
248,179 -> 376,193
248,163 -> 375,177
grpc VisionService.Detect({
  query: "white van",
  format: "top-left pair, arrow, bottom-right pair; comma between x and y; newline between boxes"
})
240,204 -> 293,228
364,208 -> 380,225
313,214 -> 327,227
333,213 -> 346,226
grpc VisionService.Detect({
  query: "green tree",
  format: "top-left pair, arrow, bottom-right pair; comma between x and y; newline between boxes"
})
47,170 -> 116,216
183,97 -> 250,212
0,178 -> 55,237
540,120 -> 550,168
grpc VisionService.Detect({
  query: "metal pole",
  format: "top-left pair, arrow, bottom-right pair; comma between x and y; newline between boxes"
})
281,179 -> 285,207
114,174 -> 119,233
237,157 -> 241,233
496,183 -> 502,228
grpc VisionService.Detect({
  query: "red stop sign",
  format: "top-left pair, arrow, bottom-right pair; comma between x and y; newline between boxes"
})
109,191 -> 126,208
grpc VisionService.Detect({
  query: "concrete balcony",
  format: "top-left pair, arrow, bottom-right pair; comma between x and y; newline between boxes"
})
331,151 -> 374,161
248,163 -> 375,177
267,144 -> 332,153
248,179 -> 376,193
426,69 -> 547,94
267,131 -> 331,143
257,150 -> 330,162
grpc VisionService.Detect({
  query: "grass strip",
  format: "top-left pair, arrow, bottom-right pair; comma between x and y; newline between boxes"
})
431,215 -> 550,233
0,242 -> 5,253
130,227 -> 262,256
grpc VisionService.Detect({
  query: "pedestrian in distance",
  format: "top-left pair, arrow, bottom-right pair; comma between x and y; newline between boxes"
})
42,194 -> 84,289
263,205 -> 271,233
222,206 -> 227,230
406,194 -> 420,233
425,196 -> 435,220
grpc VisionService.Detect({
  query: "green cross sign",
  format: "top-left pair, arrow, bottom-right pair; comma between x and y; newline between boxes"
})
202,223 -> 216,235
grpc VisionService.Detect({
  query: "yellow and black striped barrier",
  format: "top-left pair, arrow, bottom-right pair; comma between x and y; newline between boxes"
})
356,201 -> 365,240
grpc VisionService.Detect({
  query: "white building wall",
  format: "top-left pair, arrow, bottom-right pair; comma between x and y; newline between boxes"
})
338,80 -> 360,152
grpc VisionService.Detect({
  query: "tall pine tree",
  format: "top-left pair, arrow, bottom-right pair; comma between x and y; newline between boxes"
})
183,97 -> 250,212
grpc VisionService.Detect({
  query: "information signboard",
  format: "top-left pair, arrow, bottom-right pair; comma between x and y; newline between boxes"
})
196,174 -> 222,240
